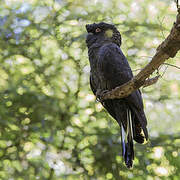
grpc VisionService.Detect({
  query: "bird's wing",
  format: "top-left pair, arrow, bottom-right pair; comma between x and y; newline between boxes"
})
98,43 -> 148,140
98,43 -> 133,90
90,73 -> 97,95
126,91 -> 148,139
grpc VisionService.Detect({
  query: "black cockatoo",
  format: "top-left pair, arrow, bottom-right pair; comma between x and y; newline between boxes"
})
85,22 -> 148,168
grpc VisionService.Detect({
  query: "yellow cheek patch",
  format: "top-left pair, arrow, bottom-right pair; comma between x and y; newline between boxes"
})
105,29 -> 113,38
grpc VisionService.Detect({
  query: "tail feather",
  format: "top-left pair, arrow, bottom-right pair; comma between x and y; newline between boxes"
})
131,106 -> 148,141
121,109 -> 134,168
130,110 -> 147,144
121,123 -> 126,157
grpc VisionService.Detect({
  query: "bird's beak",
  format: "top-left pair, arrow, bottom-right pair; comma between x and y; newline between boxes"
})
86,24 -> 93,37
86,23 -> 96,33
86,24 -> 90,32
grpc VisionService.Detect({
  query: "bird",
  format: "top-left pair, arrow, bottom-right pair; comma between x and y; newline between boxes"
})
85,22 -> 148,168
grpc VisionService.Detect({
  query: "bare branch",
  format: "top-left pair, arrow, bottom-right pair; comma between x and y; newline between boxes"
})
163,63 -> 180,70
102,9 -> 180,100
143,75 -> 160,88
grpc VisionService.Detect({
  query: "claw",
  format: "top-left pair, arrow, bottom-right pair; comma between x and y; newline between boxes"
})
96,89 -> 109,102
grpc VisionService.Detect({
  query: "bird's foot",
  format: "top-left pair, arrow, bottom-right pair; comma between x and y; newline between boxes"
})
96,89 -> 109,102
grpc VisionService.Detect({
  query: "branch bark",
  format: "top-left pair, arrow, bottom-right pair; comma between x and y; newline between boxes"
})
102,8 -> 180,100
143,75 -> 160,88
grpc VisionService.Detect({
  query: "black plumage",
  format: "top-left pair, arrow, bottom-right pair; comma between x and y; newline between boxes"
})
86,22 -> 148,168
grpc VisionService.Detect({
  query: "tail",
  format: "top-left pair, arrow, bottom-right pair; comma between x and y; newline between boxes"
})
121,109 -> 134,168
130,106 -> 148,144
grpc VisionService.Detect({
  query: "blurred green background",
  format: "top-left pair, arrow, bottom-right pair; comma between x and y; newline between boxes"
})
0,0 -> 180,179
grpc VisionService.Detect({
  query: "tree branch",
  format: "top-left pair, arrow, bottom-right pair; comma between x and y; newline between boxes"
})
102,8 -> 180,100
143,75 -> 160,88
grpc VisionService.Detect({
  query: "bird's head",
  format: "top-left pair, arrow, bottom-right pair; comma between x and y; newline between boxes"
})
85,22 -> 121,48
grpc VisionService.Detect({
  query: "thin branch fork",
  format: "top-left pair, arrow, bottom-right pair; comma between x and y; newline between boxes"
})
102,8 -> 180,100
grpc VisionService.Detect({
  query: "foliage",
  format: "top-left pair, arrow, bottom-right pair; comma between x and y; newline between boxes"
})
0,0 -> 179,179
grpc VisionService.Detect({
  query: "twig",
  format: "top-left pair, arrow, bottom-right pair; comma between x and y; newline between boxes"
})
143,75 -> 160,88
161,65 -> 168,78
163,63 -> 180,70
157,16 -> 166,39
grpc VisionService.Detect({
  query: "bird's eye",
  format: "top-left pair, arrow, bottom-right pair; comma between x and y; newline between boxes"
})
95,28 -> 101,33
